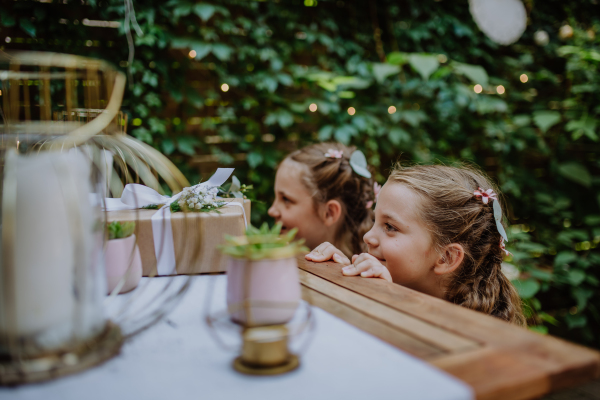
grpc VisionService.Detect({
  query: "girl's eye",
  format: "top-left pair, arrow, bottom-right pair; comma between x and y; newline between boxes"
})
384,223 -> 397,233
282,196 -> 292,204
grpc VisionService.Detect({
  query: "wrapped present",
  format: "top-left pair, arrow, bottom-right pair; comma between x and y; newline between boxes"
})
106,199 -> 250,276
105,168 -> 250,276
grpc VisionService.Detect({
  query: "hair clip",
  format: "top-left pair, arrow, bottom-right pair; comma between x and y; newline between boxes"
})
500,238 -> 511,257
474,187 -> 497,204
324,149 -> 343,159
366,182 -> 382,209
473,187 -> 509,245
349,150 -> 372,179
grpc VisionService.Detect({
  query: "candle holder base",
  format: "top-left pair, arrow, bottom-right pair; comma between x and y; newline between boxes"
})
0,321 -> 123,386
232,354 -> 299,376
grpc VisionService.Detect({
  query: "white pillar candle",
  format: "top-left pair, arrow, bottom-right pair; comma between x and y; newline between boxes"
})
0,149 -> 106,355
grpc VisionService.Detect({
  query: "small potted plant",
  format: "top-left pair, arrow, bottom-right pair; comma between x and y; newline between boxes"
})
105,221 -> 142,294
220,223 -> 309,327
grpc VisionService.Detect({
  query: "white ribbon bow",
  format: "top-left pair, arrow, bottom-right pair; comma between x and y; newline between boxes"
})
105,168 -> 246,275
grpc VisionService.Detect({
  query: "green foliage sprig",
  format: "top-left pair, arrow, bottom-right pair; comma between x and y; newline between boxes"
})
108,221 -> 136,240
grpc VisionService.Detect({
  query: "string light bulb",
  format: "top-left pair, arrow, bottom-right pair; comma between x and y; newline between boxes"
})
309,103 -> 317,112
189,50 -> 197,58
473,84 -> 483,94
496,85 -> 505,94
388,106 -> 396,114
221,83 -> 229,92
347,107 -> 356,116
520,74 -> 528,83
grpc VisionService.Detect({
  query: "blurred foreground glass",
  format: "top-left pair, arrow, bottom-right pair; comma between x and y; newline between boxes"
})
0,52 -> 192,384
206,226 -> 315,375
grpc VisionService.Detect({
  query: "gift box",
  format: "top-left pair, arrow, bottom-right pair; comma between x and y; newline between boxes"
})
106,198 -> 250,276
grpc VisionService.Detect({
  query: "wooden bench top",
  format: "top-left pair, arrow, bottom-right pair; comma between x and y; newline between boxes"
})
298,257 -> 600,400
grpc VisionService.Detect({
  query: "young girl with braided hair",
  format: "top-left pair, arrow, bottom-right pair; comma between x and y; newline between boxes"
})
306,163 -> 526,326
268,142 -> 376,257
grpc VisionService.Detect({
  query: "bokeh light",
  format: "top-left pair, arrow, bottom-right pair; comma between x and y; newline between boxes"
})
520,74 -> 529,83
388,106 -> 396,114
221,83 -> 229,92
189,50 -> 197,58
474,84 -> 483,94
496,85 -> 505,94
309,103 -> 318,112
347,107 -> 356,116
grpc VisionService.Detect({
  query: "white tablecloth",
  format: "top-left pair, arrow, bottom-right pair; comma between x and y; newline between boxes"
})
1,276 -> 473,400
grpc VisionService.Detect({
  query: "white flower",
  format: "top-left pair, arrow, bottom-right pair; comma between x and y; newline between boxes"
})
204,195 -> 213,203
190,197 -> 198,204
195,203 -> 201,209
178,200 -> 185,207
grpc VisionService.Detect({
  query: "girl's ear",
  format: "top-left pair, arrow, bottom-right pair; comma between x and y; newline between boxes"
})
321,199 -> 343,227
433,244 -> 464,276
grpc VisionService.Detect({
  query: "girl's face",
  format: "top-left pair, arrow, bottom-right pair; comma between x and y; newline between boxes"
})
363,182 -> 441,295
268,160 -> 330,250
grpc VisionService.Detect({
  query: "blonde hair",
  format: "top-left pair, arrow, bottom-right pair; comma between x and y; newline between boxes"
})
286,142 -> 374,256
389,163 -> 526,326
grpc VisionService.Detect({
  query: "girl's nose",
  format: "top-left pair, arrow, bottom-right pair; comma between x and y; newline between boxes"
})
268,202 -> 280,218
363,228 -> 378,247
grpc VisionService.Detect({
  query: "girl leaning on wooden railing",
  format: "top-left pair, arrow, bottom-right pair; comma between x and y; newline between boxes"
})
307,163 -> 527,326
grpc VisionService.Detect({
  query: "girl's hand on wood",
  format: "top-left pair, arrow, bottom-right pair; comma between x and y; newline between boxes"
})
342,253 -> 393,282
305,242 -> 351,266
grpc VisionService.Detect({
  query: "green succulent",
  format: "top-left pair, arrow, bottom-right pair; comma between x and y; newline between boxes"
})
220,222 -> 309,260
108,221 -> 136,240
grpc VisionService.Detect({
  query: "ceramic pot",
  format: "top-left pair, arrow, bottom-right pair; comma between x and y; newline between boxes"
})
227,257 -> 300,327
105,234 -> 142,294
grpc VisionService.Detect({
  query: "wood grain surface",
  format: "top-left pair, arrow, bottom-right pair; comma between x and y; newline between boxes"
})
298,257 -> 600,400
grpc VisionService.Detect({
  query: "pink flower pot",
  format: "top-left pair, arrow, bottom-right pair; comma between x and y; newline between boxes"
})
105,234 -> 142,294
227,257 -> 300,327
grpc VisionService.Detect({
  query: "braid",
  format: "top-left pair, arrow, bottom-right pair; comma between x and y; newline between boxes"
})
288,142 -> 374,256
390,163 -> 526,326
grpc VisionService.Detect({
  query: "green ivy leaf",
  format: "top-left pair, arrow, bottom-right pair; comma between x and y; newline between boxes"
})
161,139 -> 175,155
554,251 -> 578,267
528,325 -> 548,334
452,62 -> 489,86
572,287 -> 594,311
567,270 -> 586,286
512,278 -> 540,299
191,42 -> 212,60
334,124 -> 358,144
388,127 -> 410,146
408,54 -> 439,80
566,116 -> 598,141
532,111 -> 561,133
212,44 -> 232,61
247,152 -> 263,169
557,162 -> 592,187
565,313 -> 587,330
371,63 -> 400,84
0,13 -> 16,27
386,52 -> 408,65
318,125 -> 334,141
193,3 -> 216,21
19,18 -> 36,37
177,137 -> 198,156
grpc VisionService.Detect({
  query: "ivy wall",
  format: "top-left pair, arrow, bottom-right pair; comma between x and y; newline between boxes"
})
1,0 -> 600,347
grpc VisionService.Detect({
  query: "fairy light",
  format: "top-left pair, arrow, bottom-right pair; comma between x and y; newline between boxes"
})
221,83 -> 229,92
189,50 -> 197,58
309,103 -> 317,112
496,85 -> 505,94
388,106 -> 396,114
474,84 -> 483,94
520,74 -> 528,83
16,140 -> 20,149
347,107 -> 356,116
